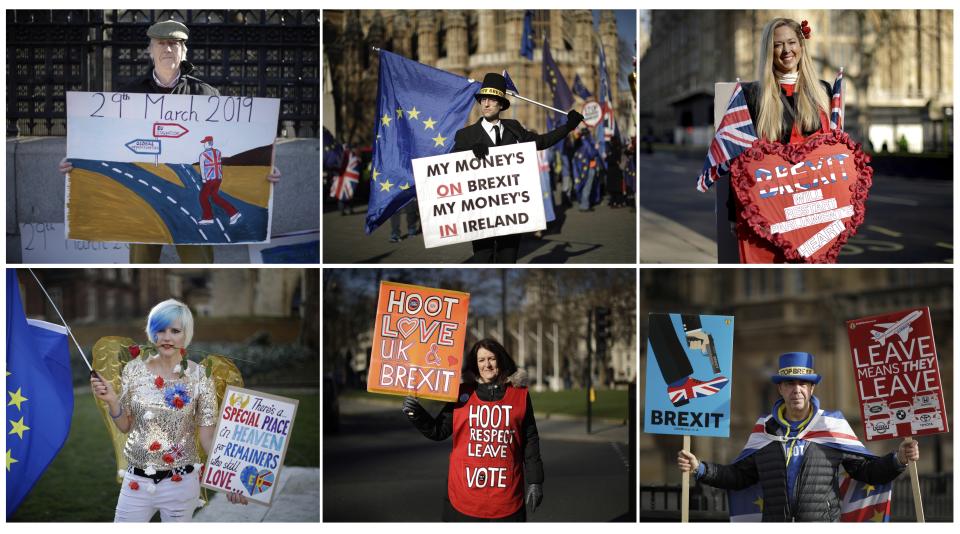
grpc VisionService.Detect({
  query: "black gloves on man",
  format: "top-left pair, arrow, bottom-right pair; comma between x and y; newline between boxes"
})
471,143 -> 489,160
565,109 -> 584,131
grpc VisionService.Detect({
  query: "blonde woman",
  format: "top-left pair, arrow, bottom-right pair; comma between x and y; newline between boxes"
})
734,18 -> 833,262
743,18 -> 832,144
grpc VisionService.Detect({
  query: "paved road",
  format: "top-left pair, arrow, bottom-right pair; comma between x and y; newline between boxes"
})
323,199 -> 636,264
323,397 -> 632,522
72,159 -> 268,244
639,152 -> 952,263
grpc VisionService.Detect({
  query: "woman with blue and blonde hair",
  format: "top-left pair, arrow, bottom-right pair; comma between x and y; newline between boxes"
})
90,299 -> 247,521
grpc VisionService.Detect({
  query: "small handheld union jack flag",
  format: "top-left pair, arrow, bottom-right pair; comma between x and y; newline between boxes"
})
329,149 -> 360,201
696,82 -> 758,192
829,68 -> 844,131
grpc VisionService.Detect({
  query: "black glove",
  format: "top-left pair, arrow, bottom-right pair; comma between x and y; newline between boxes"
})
566,109 -> 584,131
401,396 -> 423,419
472,142 -> 489,159
525,483 -> 543,514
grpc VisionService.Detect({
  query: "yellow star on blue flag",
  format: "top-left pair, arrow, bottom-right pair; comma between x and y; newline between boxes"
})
6,270 -> 74,518
364,49 -> 481,234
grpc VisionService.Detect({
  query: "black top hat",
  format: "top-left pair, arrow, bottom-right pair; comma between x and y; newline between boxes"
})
475,73 -> 511,110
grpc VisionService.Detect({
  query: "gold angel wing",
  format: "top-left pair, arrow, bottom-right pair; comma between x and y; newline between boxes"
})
92,336 -> 136,483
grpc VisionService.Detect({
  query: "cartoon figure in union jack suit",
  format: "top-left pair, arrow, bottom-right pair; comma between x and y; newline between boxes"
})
198,135 -> 240,225
648,314 -> 728,407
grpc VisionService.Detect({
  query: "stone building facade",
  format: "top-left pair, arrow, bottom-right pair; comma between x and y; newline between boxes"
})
325,10 -> 634,146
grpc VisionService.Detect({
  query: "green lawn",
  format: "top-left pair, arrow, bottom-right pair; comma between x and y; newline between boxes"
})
9,390 -> 318,522
343,387 -> 629,421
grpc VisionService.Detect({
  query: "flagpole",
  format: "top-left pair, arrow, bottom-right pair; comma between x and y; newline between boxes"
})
370,46 -> 566,115
681,434 -> 690,522
25,268 -> 93,372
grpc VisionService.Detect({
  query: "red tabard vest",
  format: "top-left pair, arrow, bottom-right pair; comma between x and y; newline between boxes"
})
447,384 -> 527,518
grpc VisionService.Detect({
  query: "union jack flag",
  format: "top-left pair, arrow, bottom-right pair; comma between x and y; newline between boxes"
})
728,401 -> 893,522
200,147 -> 223,182
329,149 -> 360,201
667,375 -> 729,406
830,69 -> 844,131
696,83 -> 758,192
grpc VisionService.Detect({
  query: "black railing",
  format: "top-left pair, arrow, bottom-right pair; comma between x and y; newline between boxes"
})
7,9 -> 318,137
641,473 -> 953,522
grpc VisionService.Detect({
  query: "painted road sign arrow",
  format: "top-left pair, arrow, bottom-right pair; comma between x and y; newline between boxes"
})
125,138 -> 162,155
153,122 -> 189,138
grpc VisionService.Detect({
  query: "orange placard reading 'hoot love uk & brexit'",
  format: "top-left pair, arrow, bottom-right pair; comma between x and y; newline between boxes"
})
367,281 -> 470,402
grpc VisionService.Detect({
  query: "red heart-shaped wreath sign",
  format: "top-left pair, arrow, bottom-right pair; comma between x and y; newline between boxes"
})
729,130 -> 873,263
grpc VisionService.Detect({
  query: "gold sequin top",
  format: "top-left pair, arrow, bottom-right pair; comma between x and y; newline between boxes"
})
119,358 -> 217,470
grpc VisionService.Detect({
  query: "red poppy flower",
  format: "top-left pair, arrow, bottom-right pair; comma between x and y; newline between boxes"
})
172,396 -> 185,409
149,441 -> 162,452
180,348 -> 187,357
172,474 -> 183,482
129,345 -> 141,358
155,376 -> 165,389
162,453 -> 175,464
129,481 -> 140,490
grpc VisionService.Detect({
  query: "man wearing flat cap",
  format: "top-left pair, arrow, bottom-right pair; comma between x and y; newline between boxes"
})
676,352 -> 920,521
452,72 -> 583,263
59,20 -> 280,263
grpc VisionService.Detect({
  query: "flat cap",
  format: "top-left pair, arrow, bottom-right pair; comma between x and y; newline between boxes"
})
147,20 -> 189,41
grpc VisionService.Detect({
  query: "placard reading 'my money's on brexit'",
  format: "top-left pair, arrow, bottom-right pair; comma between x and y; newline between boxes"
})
643,313 -> 734,437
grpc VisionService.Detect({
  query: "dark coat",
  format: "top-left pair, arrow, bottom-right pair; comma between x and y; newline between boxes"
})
699,416 -> 905,522
119,60 -> 219,96
741,80 -> 833,144
406,370 -> 544,487
451,118 -> 570,154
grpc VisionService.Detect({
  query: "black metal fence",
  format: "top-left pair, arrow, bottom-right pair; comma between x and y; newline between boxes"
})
7,10 -> 318,137
641,472 -> 953,522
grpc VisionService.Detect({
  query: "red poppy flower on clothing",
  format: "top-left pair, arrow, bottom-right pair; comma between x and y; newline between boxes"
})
129,345 -> 141,358
163,453 -> 175,464
129,481 -> 140,490
172,474 -> 183,482
172,396 -> 185,409
149,441 -> 162,452
155,376 -> 165,389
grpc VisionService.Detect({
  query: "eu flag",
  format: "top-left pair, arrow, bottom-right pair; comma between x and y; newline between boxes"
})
542,37 -> 574,129
5,270 -> 73,518
572,74 -> 593,100
364,50 -> 481,234
520,11 -> 535,60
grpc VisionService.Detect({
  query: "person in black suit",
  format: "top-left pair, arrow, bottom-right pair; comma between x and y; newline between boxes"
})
451,72 -> 583,263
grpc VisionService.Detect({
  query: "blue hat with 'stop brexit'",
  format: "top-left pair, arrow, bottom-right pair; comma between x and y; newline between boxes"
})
771,352 -> 822,384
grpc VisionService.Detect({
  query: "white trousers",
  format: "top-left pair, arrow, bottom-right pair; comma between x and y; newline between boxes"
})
114,470 -> 201,522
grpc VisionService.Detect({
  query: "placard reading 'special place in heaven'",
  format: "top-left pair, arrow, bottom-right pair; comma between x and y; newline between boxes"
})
65,91 -> 279,245
201,386 -> 298,506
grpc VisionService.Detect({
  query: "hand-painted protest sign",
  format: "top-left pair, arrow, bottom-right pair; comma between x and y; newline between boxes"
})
367,281 -> 470,402
728,131 -> 872,263
411,142 -> 545,248
65,91 -> 279,245
643,313 -> 735,437
847,307 -> 949,441
201,386 -> 298,506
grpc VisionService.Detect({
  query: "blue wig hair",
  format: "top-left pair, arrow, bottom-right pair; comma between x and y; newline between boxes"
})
145,299 -> 194,347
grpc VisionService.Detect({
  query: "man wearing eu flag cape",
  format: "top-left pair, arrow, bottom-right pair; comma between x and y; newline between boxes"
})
6,269 -> 74,519
676,352 -> 919,522
364,49 -> 582,264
